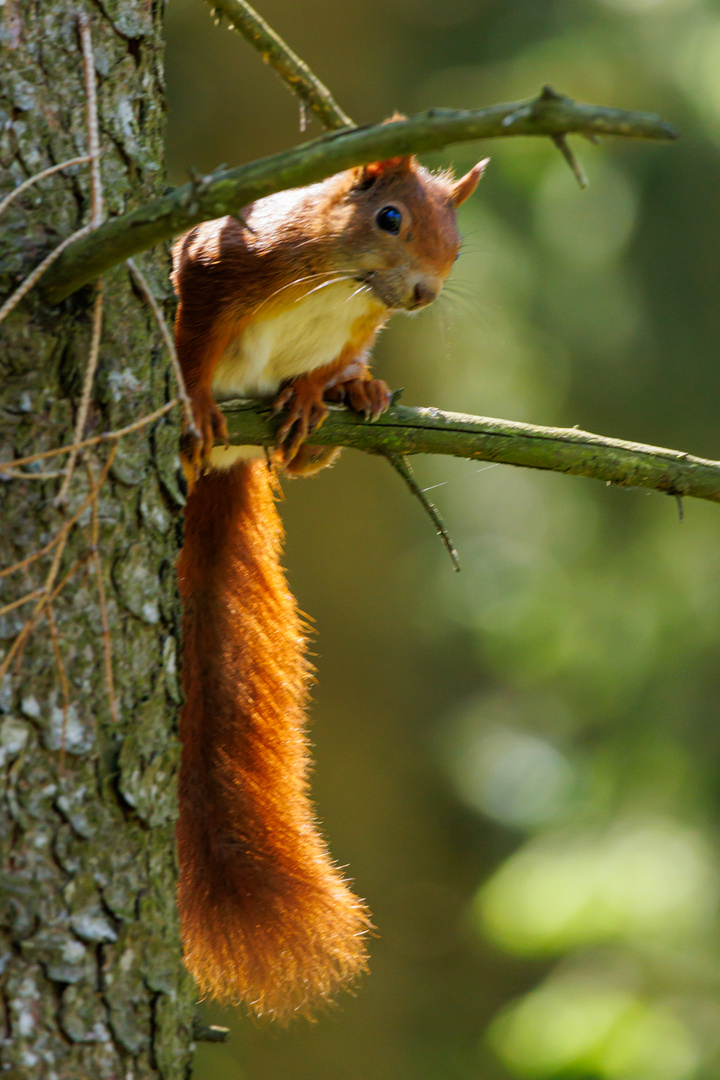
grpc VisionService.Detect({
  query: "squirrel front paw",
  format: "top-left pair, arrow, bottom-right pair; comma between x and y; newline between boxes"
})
325,376 -> 391,421
273,378 -> 330,464
273,372 -> 392,469
182,390 -> 230,476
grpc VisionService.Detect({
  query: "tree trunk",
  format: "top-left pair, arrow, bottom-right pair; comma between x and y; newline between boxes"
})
0,3 -> 194,1076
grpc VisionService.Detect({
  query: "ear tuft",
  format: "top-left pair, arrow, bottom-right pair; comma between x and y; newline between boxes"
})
355,114 -> 416,186
450,157 -> 490,206
362,156 -> 413,181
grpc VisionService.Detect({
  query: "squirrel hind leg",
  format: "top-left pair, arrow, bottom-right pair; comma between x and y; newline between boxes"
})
282,444 -> 342,476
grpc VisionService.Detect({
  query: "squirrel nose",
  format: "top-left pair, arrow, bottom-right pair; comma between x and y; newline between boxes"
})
410,279 -> 440,309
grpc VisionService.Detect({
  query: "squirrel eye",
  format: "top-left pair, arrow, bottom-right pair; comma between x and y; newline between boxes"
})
375,205 -> 402,235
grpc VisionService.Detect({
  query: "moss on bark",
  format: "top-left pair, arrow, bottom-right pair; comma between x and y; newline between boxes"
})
0,3 -> 194,1076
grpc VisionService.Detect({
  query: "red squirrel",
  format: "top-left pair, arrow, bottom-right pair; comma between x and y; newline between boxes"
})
171,149 -> 487,1020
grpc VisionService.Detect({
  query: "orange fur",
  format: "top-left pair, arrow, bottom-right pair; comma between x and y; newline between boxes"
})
178,462 -> 371,1019
172,150 -> 486,1020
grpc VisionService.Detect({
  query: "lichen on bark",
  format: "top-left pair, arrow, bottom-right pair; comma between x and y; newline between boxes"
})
0,2 -> 194,1076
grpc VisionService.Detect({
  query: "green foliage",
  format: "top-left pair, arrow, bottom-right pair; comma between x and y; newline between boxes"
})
166,0 -> 720,1077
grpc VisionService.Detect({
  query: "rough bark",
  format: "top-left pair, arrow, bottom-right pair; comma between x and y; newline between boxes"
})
0,3 -> 194,1077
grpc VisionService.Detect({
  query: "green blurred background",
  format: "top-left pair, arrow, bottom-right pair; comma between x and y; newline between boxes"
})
164,1 -> 720,1077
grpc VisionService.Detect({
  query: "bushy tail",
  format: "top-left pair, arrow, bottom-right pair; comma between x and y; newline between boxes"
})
177,460 -> 370,1020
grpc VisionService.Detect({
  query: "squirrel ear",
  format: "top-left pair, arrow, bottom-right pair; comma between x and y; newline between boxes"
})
356,116 -> 414,184
450,158 -> 490,206
360,156 -> 414,182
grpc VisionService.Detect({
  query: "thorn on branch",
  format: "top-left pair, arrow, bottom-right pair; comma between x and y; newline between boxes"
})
384,451 -> 460,572
551,133 -> 589,189
42,91 -> 680,302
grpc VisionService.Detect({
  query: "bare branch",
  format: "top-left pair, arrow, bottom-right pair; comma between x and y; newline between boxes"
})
0,588 -> 46,618
219,398 -> 720,506
1,399 -> 179,472
88,460 -> 119,724
0,156 -> 92,219
126,259 -> 199,438
55,282 -> 104,506
205,0 -> 352,130
43,89 -> 678,303
78,13 -> 103,227
384,451 -> 460,570
0,223 -> 92,325
0,448 -> 117,680
46,602 -> 71,769
551,133 -> 588,189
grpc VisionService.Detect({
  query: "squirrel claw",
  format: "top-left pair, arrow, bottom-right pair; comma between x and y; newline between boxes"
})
273,373 -> 390,466
273,380 -> 329,465
183,392 -> 230,477
272,384 -> 294,417
327,377 -> 391,421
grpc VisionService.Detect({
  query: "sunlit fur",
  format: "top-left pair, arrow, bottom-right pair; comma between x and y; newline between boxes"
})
178,463 -> 371,1019
172,151 -> 486,1021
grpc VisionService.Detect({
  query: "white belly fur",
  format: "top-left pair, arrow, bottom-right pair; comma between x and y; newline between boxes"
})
208,279 -> 385,471
211,279 -> 384,398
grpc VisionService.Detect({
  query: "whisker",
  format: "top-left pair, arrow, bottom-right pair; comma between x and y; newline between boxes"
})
435,295 -> 454,361
444,279 -> 478,296
299,276 -> 354,299
253,270 -> 358,313
437,291 -> 478,318
344,283 -> 372,303
422,463 -> 500,493
291,233 -> 343,249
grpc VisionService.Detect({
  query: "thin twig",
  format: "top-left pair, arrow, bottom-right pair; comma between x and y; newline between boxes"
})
384,450 -> 460,572
42,440 -> 113,605
0,16 -> 101,327
0,588 -> 46,618
78,13 -> 103,228
9,551 -> 94,680
55,282 -> 104,507
46,602 -> 71,771
0,223 -> 92,326
219,398 -> 720,507
3,618 -> 35,681
46,552 -> 94,608
551,133 -> 589,189
0,156 -> 92,219
0,467 -> 114,581
1,399 -> 179,472
126,258 -> 199,438
43,90 -> 678,303
54,15 -> 106,508
0,468 -> 66,480
1,18 -> 114,698
1,497 -> 97,579
205,0 -> 352,130
88,461 -> 119,723
0,449 -> 116,679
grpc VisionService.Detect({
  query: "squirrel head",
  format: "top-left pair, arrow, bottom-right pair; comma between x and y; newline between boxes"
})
318,152 -> 488,312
